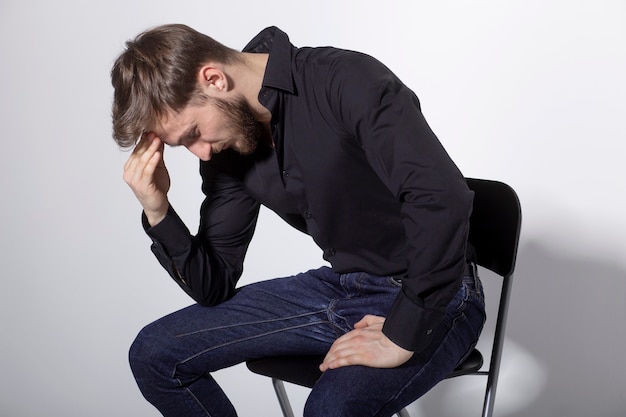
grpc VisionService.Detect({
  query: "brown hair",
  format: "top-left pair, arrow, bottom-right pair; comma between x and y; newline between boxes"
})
110,24 -> 241,148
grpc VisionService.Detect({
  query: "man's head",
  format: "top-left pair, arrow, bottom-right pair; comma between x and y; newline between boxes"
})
111,24 -> 244,149
152,94 -> 262,160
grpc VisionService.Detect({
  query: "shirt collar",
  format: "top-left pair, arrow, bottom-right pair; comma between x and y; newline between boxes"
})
242,26 -> 295,94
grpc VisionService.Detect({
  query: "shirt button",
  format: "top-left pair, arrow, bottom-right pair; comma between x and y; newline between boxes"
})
282,170 -> 289,177
305,210 -> 312,219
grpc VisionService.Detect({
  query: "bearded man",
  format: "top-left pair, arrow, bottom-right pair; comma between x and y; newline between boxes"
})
111,24 -> 485,417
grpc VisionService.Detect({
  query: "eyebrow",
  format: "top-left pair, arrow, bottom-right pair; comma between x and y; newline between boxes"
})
175,124 -> 197,146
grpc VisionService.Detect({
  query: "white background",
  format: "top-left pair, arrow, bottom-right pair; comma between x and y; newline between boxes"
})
1,1 -> 624,416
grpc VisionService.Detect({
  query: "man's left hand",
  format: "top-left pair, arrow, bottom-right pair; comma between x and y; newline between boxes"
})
319,315 -> 413,372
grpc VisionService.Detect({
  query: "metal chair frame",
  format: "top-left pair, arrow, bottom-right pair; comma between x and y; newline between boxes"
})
247,178 -> 522,417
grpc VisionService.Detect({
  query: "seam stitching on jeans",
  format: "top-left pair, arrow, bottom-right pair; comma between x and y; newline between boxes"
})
182,386 -> 213,417
174,309 -> 328,337
172,319 -> 331,377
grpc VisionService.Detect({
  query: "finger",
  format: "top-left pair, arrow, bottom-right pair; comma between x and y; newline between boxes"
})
131,132 -> 154,156
354,314 -> 384,329
126,138 -> 162,184
320,332 -> 366,370
144,139 -> 166,178
139,149 -> 163,185
329,324 -> 380,351
321,345 -> 366,371
353,317 -> 367,329
123,134 -> 159,173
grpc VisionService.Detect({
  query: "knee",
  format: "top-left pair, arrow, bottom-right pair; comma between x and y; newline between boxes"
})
128,322 -> 173,385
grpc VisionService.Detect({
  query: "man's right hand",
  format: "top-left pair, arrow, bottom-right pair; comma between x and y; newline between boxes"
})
123,132 -> 171,226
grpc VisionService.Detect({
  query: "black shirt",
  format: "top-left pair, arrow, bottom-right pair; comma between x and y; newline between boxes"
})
144,27 -> 474,352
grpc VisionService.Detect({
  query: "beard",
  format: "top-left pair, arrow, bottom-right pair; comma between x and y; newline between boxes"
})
212,96 -> 263,155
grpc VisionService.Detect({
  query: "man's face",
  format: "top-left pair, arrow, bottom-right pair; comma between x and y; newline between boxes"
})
154,95 -> 262,161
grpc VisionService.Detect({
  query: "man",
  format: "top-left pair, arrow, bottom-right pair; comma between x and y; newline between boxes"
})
112,24 -> 486,417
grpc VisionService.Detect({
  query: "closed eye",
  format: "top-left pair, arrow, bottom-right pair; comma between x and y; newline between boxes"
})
177,125 -> 200,146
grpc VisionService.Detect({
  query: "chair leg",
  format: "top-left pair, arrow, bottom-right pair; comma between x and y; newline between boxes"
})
396,407 -> 411,417
481,381 -> 497,417
271,378 -> 296,417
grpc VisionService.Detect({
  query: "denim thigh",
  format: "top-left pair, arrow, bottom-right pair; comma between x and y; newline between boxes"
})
129,266 -> 401,394
128,265 -> 484,417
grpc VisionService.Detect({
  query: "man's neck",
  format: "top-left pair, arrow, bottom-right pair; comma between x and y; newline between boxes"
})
236,52 -> 271,123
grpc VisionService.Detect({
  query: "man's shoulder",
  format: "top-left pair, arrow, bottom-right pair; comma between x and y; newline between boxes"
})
294,46 -> 391,86
294,45 -> 372,66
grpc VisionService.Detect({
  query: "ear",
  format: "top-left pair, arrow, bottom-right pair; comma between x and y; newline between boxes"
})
198,65 -> 228,94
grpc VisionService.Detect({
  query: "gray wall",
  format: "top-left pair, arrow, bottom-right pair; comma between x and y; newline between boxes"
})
0,1 -> 624,416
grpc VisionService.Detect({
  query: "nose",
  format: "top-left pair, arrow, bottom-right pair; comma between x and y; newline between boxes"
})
186,141 -> 212,161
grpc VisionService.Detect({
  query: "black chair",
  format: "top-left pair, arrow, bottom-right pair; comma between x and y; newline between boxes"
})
247,178 -> 522,417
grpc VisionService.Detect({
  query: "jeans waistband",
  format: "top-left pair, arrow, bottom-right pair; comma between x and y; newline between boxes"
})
393,261 -> 477,284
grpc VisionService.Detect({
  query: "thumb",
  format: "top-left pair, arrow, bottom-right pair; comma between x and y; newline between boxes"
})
354,314 -> 383,329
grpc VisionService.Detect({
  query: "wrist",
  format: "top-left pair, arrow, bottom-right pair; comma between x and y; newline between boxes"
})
145,206 -> 168,226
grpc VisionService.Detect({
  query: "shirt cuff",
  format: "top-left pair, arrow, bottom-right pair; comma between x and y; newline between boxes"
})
382,291 -> 444,353
141,206 -> 192,257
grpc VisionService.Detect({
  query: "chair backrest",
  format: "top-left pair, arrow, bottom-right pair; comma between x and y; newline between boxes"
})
465,178 -> 521,417
466,178 -> 521,277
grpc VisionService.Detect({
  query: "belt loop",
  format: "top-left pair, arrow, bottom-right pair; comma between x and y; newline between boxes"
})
471,261 -> 482,293
464,260 -> 480,290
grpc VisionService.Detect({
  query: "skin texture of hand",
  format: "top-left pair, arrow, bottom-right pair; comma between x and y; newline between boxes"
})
319,315 -> 414,372
123,133 -> 171,226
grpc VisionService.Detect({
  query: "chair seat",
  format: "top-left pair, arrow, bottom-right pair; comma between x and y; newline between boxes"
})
247,355 -> 324,388
446,349 -> 483,378
246,348 -> 483,388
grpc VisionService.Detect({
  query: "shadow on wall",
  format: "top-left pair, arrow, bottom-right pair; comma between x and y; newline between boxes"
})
410,240 -> 626,417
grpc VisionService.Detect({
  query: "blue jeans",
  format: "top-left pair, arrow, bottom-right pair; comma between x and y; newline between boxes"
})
129,266 -> 485,417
